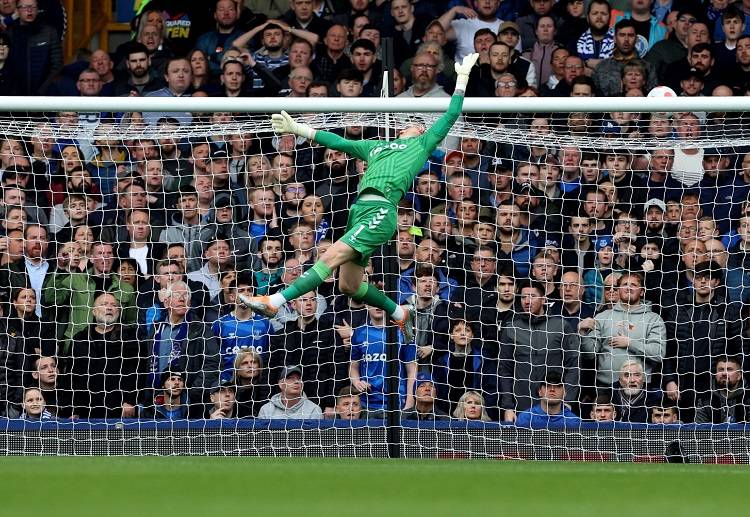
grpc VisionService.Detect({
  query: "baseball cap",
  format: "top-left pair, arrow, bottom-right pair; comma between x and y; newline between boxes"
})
681,66 -> 704,82
445,150 -> 464,163
644,198 -> 666,213
279,365 -> 303,379
214,193 -> 232,209
209,146 -> 229,160
498,21 -> 521,34
210,379 -> 236,394
492,157 -> 514,171
415,372 -> 434,389
595,235 -> 614,252
160,370 -> 186,385
693,260 -> 722,280
541,370 -> 564,386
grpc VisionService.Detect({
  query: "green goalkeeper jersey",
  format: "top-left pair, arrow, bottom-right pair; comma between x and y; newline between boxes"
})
313,93 -> 465,206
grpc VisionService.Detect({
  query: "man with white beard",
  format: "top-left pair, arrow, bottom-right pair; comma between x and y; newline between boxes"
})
610,360 -> 661,423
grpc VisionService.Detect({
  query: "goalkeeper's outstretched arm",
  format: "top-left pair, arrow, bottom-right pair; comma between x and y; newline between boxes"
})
422,52 -> 479,149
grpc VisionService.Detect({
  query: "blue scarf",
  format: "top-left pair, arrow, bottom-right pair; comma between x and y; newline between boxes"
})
149,317 -> 189,388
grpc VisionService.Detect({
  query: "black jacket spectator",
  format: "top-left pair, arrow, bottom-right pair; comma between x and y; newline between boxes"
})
6,16 -> 63,95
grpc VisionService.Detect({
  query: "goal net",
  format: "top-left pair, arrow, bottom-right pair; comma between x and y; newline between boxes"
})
1,96 -> 749,460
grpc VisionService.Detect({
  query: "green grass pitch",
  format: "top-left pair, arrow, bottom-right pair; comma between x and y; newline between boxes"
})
1,457 -> 747,516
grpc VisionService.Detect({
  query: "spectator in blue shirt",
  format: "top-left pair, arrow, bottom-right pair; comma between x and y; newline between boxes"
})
515,371 -> 581,427
212,271 -> 274,382
349,305 -> 417,417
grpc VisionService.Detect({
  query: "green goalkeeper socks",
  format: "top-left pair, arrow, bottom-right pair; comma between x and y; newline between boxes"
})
352,282 -> 399,315
280,260 -> 332,301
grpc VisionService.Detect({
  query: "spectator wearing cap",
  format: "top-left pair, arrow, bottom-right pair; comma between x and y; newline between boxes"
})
401,372 -> 450,421
593,19 -> 658,96
580,271 -> 666,388
5,0 -> 63,96
138,370 -> 190,420
581,234 -> 615,305
496,22 -> 538,88
500,280 -> 580,422
695,355 -> 750,424
431,318 -> 489,415
196,192 -> 253,272
515,371 -> 581,426
482,158 -> 514,208
206,380 -> 238,419
663,261 -> 742,421
257,365 -> 324,419
437,0 -> 503,63
269,289 -> 341,410
677,65 -> 705,97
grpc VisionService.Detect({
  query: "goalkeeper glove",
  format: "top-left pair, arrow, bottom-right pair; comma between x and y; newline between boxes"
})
270,110 -> 316,140
454,52 -> 479,92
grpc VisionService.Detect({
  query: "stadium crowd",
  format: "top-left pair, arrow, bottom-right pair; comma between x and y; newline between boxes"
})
0,0 -> 748,425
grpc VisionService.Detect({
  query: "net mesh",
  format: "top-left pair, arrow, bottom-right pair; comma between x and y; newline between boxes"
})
0,106 -> 748,458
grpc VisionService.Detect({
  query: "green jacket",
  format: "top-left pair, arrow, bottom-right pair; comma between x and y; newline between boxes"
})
43,269 -> 137,351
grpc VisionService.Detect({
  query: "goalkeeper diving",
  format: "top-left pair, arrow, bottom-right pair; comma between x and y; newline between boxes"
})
241,53 -> 480,342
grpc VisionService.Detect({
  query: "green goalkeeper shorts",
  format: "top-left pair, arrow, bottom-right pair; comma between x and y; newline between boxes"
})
341,198 -> 398,267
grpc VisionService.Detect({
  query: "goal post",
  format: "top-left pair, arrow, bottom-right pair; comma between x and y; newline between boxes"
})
0,94 -> 748,461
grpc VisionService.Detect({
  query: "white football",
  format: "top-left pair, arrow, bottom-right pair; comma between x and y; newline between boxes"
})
647,86 -> 677,97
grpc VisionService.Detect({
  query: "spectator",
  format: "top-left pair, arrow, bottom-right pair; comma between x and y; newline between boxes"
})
580,271 -> 666,387
145,280 -> 219,406
196,0 -> 245,75
589,393 -> 617,421
452,390 -> 492,421
500,280 -> 580,421
312,24 -> 351,83
610,360 -> 662,422
18,387 -> 53,421
694,356 -> 750,423
69,292 -> 142,419
187,237 -> 233,299
213,272 -> 273,382
349,305 -> 417,417
6,0 -> 63,95
438,0 -> 503,62
44,241 -> 137,349
664,261 -> 742,421
330,385 -> 364,420
515,371 -> 581,426
233,348 -> 271,418
137,370 -> 190,420
651,398 -> 680,424
593,19 -> 657,96
30,355 -> 74,419
409,266 -> 450,368
257,365 -> 323,419
143,57 -> 193,126
401,372 -> 450,421
113,43 -> 163,96
206,380 -> 237,419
